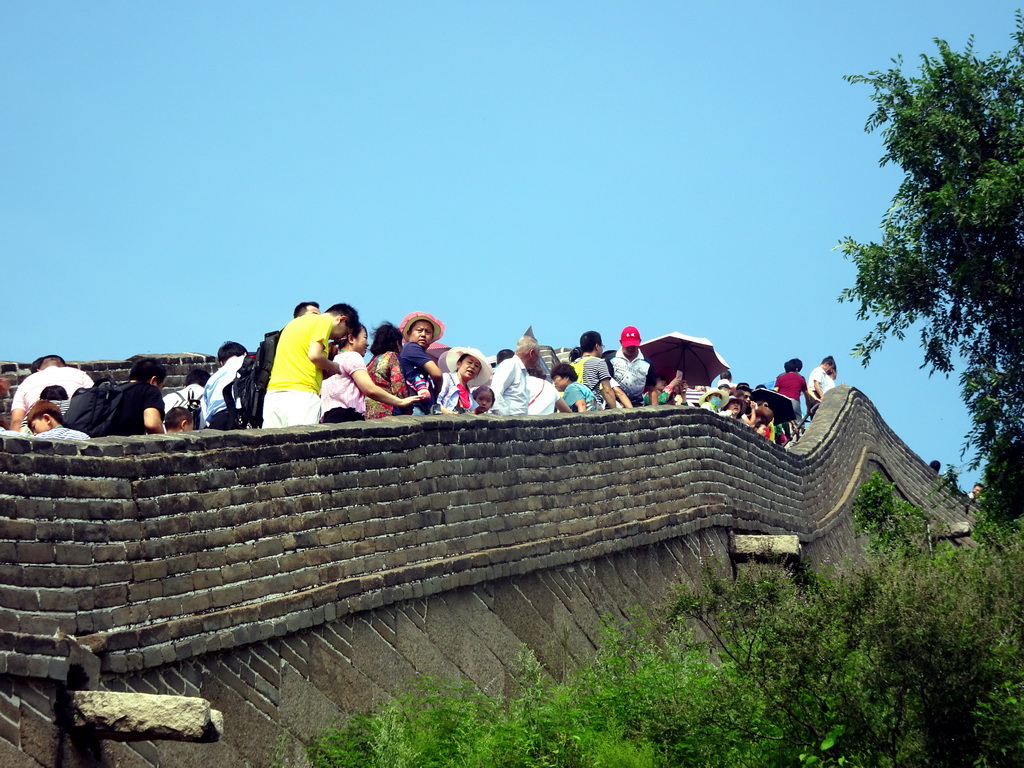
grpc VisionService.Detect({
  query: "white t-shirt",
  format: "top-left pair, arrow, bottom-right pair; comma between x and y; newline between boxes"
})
163,383 -> 205,412
526,378 -> 560,415
808,366 -> 836,398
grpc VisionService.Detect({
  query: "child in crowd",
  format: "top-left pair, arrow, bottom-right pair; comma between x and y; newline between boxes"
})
643,375 -> 670,406
551,363 -> 597,412
472,386 -> 494,414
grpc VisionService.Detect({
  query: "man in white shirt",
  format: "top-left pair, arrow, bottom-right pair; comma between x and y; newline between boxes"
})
808,356 -> 837,402
202,341 -> 249,429
9,356 -> 93,430
611,325 -> 657,407
490,336 -> 539,415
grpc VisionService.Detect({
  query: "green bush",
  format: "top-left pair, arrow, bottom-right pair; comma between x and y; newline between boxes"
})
305,480 -> 1024,767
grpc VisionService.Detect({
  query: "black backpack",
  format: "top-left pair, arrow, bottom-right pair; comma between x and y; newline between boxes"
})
224,330 -> 281,428
63,380 -> 129,437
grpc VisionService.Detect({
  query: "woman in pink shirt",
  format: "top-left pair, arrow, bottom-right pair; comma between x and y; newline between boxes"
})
321,324 -> 424,423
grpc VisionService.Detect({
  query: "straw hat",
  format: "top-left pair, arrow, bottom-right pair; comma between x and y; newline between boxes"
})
698,388 -> 729,408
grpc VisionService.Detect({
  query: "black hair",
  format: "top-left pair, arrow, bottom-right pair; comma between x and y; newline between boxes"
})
370,322 -> 405,357
551,362 -> 577,382
39,385 -> 69,401
928,460 -> 941,473
784,358 -> 803,373
184,369 -> 211,387
495,349 -> 515,364
129,358 -> 167,386
164,406 -> 192,430
822,355 -> 835,367
325,303 -> 360,329
217,341 -> 248,365
293,301 -> 320,318
580,331 -> 602,353
29,357 -> 44,374
37,355 -> 66,370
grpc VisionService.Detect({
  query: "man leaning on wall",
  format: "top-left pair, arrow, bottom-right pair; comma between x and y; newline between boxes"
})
262,303 -> 359,428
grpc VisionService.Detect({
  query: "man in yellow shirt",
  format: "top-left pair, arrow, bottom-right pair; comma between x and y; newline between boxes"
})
262,302 -> 359,428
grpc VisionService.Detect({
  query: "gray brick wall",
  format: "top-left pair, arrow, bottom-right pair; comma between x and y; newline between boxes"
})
0,383 -> 974,767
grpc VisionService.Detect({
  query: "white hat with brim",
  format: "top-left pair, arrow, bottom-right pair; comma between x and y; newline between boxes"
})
444,347 -> 492,388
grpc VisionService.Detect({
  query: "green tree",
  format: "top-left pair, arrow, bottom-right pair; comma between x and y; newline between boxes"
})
839,16 -> 1024,523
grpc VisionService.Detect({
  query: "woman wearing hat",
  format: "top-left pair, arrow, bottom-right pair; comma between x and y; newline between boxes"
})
436,347 -> 491,414
698,388 -> 729,412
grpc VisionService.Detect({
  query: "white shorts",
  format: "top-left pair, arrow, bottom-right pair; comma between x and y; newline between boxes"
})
261,391 -> 322,428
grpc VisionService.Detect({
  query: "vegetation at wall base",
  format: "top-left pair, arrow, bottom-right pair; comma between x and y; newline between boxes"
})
304,479 -> 1024,767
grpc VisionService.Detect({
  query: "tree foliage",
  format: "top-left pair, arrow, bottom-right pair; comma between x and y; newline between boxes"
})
839,15 -> 1024,521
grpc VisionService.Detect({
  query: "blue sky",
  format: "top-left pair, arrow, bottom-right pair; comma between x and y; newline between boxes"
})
4,2 -> 1020,485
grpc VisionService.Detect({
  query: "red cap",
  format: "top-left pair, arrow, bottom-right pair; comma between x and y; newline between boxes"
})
620,326 -> 641,345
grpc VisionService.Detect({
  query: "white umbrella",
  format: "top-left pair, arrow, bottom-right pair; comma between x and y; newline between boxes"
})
639,332 -> 729,387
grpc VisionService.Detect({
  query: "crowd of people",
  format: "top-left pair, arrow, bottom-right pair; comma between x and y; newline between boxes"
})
0,300 -> 840,445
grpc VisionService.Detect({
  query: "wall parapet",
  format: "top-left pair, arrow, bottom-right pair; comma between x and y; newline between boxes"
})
0,385 -> 970,683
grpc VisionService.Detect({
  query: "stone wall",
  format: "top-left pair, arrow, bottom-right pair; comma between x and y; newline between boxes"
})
0,385 -> 973,767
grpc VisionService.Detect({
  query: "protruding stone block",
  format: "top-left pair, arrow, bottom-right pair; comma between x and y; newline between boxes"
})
935,521 -> 972,539
730,534 -> 801,562
69,690 -> 222,742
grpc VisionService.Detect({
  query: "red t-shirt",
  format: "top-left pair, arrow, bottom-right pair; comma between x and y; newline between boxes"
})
775,372 -> 806,400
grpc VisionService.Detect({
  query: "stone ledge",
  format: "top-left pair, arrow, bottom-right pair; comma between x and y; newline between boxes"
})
68,690 -> 222,742
730,534 -> 802,562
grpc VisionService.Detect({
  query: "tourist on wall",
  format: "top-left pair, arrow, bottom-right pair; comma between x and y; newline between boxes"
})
24,400 -> 90,440
527,371 -> 571,415
611,325 -> 657,407
164,406 -> 195,433
202,342 -> 248,430
321,324 -> 424,423
365,322 -> 409,420
576,331 -> 617,410
489,336 -> 540,415
262,303 -> 358,428
773,358 -> 816,423
8,355 -> 94,431
472,386 -> 494,414
398,311 -> 445,416
436,347 -> 491,414
551,362 -> 597,412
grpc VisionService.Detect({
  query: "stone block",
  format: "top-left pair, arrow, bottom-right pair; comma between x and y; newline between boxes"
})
69,690 -> 222,742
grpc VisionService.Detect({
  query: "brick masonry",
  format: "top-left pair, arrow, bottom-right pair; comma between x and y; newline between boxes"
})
0,372 -> 974,767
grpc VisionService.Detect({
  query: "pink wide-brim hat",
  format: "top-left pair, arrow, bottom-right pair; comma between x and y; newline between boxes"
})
401,311 -> 445,343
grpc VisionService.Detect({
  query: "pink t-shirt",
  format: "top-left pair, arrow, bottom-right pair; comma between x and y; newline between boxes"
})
320,351 -> 368,415
13,366 -> 94,412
